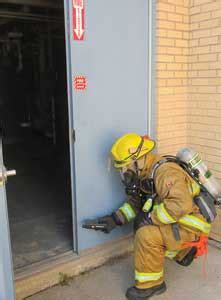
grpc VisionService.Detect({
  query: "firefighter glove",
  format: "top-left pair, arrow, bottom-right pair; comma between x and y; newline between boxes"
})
134,211 -> 153,232
97,215 -> 117,233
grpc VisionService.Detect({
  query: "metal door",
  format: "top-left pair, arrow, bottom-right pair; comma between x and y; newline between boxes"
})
0,129 -> 15,300
64,0 -> 156,251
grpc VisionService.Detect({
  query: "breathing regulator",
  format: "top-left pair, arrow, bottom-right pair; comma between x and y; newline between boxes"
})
122,168 -> 153,201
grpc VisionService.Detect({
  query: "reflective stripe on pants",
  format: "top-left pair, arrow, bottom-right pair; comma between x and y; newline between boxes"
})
135,270 -> 163,283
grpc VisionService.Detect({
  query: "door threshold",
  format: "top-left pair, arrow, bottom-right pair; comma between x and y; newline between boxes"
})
15,235 -> 133,300
15,250 -> 77,279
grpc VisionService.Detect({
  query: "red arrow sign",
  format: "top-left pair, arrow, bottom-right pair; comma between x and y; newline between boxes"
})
73,0 -> 85,41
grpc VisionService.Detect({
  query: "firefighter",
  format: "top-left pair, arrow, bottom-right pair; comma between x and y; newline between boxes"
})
85,133 -> 212,300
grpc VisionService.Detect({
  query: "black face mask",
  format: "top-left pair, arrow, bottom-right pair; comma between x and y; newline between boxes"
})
121,169 -> 152,199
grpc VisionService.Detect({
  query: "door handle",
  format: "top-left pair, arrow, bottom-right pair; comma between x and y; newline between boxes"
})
6,170 -> 16,177
0,168 -> 16,186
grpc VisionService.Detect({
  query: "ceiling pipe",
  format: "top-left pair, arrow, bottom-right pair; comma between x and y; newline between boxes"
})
0,0 -> 62,9
0,11 -> 63,22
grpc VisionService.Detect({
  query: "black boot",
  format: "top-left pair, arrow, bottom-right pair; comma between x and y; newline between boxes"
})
126,282 -> 166,300
176,247 -> 197,267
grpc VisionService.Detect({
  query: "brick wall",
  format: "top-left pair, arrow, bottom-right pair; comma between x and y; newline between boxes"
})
156,0 -> 221,179
156,0 -> 190,155
156,0 -> 221,239
188,0 -> 221,180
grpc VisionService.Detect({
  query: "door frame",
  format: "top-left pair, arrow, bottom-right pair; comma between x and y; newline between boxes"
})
0,133 -> 15,300
63,0 -> 157,253
63,0 -> 79,252
148,0 -> 157,140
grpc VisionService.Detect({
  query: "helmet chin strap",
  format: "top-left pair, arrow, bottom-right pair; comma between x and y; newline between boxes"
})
134,159 -> 146,179
134,161 -> 139,176
121,156 -> 146,179
135,156 -> 146,175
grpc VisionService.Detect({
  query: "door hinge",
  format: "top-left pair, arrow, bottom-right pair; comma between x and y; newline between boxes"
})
72,129 -> 76,143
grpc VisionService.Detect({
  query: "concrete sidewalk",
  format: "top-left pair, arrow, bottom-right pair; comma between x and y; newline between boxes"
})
28,245 -> 221,300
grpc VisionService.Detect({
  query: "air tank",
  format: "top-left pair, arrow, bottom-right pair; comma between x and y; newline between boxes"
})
176,147 -> 221,200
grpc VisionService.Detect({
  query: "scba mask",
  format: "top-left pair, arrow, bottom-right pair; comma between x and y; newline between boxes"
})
120,169 -> 139,195
120,162 -> 152,199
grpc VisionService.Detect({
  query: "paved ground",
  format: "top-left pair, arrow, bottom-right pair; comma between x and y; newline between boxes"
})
28,245 -> 221,300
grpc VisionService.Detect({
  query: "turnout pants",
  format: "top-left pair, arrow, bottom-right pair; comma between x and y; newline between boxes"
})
134,224 -> 197,289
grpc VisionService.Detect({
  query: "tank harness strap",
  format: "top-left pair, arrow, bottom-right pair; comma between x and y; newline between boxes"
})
172,223 -> 181,241
149,158 -> 169,182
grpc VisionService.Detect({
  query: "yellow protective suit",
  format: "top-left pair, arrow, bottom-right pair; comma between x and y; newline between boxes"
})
115,153 -> 212,289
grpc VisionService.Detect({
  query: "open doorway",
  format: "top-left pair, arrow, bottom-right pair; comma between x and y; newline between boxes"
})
0,0 -> 73,270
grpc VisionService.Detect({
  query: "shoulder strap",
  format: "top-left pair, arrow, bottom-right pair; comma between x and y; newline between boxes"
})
150,155 -> 217,204
149,158 -> 169,180
149,155 -> 183,180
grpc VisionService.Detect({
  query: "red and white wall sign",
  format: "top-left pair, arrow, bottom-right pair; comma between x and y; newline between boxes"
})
73,0 -> 85,41
74,76 -> 87,91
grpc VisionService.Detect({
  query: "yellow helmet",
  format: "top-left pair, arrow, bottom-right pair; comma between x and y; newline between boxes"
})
111,133 -> 155,168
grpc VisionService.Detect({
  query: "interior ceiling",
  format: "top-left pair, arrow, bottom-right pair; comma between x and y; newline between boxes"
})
0,0 -> 62,9
0,0 -> 63,25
